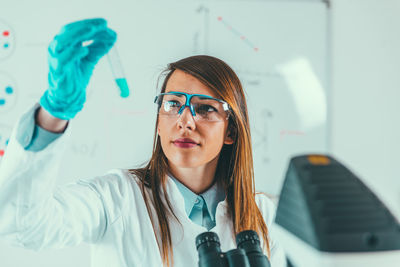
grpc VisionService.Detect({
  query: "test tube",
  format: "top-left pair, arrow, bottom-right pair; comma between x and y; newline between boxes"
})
107,44 -> 130,98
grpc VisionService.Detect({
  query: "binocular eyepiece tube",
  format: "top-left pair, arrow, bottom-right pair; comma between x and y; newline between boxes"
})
195,230 -> 271,267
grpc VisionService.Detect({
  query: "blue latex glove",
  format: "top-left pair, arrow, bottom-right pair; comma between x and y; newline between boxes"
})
39,18 -> 117,120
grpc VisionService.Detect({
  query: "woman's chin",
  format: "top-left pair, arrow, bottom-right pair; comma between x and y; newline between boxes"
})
167,156 -> 205,169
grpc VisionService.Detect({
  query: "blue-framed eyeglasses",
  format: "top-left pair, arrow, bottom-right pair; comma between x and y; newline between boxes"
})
154,91 -> 231,122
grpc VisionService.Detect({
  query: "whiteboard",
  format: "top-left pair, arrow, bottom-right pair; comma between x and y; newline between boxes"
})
0,0 -> 328,266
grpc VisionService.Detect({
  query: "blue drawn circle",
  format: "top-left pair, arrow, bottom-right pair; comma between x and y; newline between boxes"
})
5,86 -> 13,94
0,99 -> 5,105
3,43 -> 9,49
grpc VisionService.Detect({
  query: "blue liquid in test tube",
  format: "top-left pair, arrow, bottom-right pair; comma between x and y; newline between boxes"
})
107,45 -> 130,98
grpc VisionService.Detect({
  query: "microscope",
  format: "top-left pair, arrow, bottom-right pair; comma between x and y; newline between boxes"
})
195,230 -> 270,267
274,155 -> 400,267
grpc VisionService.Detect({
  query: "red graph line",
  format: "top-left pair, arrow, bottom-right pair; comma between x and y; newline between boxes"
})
217,16 -> 259,52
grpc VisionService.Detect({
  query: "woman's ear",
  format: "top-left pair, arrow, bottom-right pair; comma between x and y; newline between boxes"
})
224,126 -> 235,145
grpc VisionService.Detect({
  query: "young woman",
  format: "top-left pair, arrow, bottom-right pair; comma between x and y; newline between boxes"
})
0,18 -> 286,267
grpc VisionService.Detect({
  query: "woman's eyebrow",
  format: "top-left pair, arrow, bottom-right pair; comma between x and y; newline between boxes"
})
165,90 -> 185,94
196,95 -> 214,100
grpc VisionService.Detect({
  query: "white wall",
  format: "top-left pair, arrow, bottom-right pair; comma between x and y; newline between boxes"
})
0,1 -> 328,267
330,0 -> 400,218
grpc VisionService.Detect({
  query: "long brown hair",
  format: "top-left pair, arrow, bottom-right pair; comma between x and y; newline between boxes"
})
129,55 -> 270,266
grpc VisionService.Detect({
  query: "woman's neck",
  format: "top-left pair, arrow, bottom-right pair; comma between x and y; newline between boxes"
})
168,156 -> 219,194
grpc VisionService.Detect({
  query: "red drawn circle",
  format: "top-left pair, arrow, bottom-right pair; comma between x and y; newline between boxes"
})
3,31 -> 10,37
0,150 -> 4,157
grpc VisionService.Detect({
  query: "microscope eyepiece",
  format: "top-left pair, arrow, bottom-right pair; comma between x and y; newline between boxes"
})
196,231 -> 270,267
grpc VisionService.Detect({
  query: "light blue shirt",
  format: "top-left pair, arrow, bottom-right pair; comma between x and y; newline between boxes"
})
169,175 -> 225,230
18,105 -> 226,230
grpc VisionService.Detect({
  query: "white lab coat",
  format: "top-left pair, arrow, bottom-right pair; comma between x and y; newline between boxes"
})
0,109 -> 287,267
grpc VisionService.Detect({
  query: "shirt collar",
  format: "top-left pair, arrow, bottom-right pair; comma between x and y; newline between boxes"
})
201,181 -> 226,221
169,175 -> 198,216
169,174 -> 226,221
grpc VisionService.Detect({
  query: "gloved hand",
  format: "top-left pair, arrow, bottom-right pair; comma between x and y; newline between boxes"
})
39,18 -> 117,120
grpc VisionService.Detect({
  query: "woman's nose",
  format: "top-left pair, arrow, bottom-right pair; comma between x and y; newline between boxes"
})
177,106 -> 196,130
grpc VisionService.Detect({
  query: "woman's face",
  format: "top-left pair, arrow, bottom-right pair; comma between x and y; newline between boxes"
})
157,69 -> 234,168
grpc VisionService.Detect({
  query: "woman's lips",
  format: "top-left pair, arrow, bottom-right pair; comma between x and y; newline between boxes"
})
173,138 -> 198,148
174,142 -> 197,148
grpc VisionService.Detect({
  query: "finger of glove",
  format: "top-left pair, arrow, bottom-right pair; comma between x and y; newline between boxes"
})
83,28 -> 117,65
48,45 -> 89,74
49,18 -> 108,55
